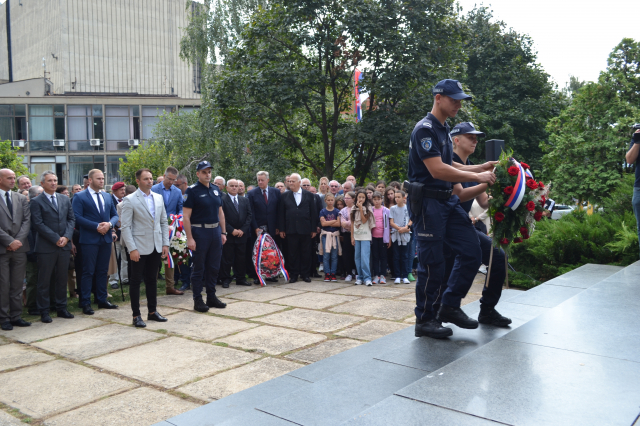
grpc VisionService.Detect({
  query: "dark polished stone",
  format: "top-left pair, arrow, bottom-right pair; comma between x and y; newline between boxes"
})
542,263 -> 623,289
506,283 -> 583,308
397,339 -> 640,426
218,410 -> 297,426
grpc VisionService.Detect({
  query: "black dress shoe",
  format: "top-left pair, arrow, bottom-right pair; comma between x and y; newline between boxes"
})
302,277 -> 311,283
236,281 -> 251,286
222,282 -> 230,288
253,278 -> 260,285
206,295 -> 227,309
10,318 -> 31,327
147,312 -> 168,322
82,305 -> 95,315
415,319 -> 453,339
437,305 -> 479,329
41,313 -> 52,323
57,309 -> 75,319
194,299 -> 209,312
97,301 -> 119,309
288,278 -> 298,283
1,321 -> 12,330
478,307 -> 512,327
133,316 -> 146,328
311,272 -> 321,278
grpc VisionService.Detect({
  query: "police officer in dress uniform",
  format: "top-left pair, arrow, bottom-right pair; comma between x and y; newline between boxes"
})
182,161 -> 227,312
406,79 -> 496,339
442,122 -> 512,327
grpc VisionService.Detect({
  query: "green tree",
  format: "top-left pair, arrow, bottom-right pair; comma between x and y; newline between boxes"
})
463,7 -> 562,172
0,140 -> 31,182
601,38 -> 640,107
118,143 -> 171,185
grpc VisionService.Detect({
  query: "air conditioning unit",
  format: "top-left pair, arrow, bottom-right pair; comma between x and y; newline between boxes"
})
90,139 -> 101,147
12,140 -> 25,148
128,139 -> 139,147
53,139 -> 65,147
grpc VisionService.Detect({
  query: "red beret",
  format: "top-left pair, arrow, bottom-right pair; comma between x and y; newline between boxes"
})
111,182 -> 125,191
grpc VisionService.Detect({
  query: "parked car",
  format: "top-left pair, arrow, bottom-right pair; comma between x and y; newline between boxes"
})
551,204 -> 576,220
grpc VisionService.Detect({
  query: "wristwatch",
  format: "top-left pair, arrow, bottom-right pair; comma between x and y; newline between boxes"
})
221,232 -> 227,235
109,223 -> 113,229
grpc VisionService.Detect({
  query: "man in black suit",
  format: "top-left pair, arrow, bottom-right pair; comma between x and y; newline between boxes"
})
220,179 -> 252,288
246,171 -> 281,284
29,171 -> 76,323
278,173 -> 317,283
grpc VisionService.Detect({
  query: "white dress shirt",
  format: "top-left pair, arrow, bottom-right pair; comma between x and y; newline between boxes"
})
47,192 -> 57,208
139,189 -> 156,220
293,187 -> 302,206
88,187 -> 104,212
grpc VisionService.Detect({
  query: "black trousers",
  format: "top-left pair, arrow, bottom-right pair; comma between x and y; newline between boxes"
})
286,233 -> 311,279
36,250 -> 71,313
371,237 -> 388,276
221,236 -> 247,285
247,234 -> 257,279
341,231 -> 355,276
129,249 -> 161,318
309,233 -> 320,276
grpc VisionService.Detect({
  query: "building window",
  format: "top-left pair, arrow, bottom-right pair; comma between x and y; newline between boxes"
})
106,155 -> 126,186
142,106 -> 174,141
0,105 -> 27,153
68,105 -> 104,151
28,105 -> 65,152
69,155 -> 104,187
105,105 -> 139,151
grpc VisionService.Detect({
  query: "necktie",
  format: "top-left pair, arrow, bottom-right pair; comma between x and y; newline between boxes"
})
51,194 -> 58,210
96,192 -> 104,214
233,196 -> 239,212
263,189 -> 268,205
5,191 -> 12,219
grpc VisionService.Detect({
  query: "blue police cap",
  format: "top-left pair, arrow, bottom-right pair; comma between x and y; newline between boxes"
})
450,122 -> 485,138
432,79 -> 472,100
196,160 -> 212,171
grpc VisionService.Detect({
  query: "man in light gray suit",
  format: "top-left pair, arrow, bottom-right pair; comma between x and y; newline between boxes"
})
30,170 -> 76,323
120,168 -> 170,328
0,169 -> 31,330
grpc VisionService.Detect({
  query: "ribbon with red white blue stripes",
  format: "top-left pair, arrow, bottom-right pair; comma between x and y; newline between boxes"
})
253,233 -> 289,286
504,158 -> 527,211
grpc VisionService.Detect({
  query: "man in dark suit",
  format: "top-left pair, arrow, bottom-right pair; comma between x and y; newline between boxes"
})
72,169 -> 119,315
0,168 -> 31,330
29,170 -> 76,323
151,166 -> 184,295
220,179 -> 252,288
278,173 -> 318,283
246,171 -> 281,284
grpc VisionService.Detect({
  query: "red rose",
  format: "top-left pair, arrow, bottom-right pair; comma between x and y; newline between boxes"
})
523,234 -> 530,239
538,181 -> 544,189
526,179 -> 538,190
508,166 -> 519,176
521,162 -> 530,169
526,201 -> 535,211
494,212 -> 505,222
534,211 -> 543,221
513,237 -> 523,243
519,226 -> 529,236
500,238 -> 509,244
504,186 -> 514,195
541,195 -> 546,204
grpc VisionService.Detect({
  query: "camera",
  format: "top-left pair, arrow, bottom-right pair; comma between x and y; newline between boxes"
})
633,123 -> 640,130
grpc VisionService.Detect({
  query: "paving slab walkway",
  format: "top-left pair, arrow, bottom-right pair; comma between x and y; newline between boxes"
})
0,273 -> 495,425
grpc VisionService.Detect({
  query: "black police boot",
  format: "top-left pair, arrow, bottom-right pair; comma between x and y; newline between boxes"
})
478,306 -> 512,327
194,298 -> 209,313
415,318 -> 453,339
206,295 -> 227,309
437,305 -> 479,329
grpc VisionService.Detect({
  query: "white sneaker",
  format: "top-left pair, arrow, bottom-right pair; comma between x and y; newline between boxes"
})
355,279 -> 363,285
365,280 -> 373,286
345,275 -> 353,282
394,278 -> 401,284
379,276 -> 386,284
319,264 -> 324,272
403,278 -> 411,284
479,264 -> 487,274
372,276 -> 380,284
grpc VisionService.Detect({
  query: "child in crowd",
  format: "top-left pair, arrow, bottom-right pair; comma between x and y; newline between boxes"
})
319,193 -> 341,282
351,190 -> 374,285
376,181 -> 387,194
384,186 -> 397,278
370,192 -> 390,284
390,190 -> 412,283
334,195 -> 346,277
340,192 -> 356,281
365,185 -> 375,201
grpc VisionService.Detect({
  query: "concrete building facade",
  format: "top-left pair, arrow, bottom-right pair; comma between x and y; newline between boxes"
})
0,0 -> 201,187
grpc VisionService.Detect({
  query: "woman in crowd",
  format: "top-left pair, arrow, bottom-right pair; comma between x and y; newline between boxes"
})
340,192 -> 356,281
351,189 -> 374,286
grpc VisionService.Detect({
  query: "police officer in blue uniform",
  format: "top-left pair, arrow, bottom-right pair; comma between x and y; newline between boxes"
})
439,122 -> 512,327
406,79 -> 497,339
183,161 -> 227,312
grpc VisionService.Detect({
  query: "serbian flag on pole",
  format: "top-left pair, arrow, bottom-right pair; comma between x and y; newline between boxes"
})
504,158 -> 527,211
355,69 -> 362,122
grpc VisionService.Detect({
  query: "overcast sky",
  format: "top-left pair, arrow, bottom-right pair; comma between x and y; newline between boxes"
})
456,0 -> 638,89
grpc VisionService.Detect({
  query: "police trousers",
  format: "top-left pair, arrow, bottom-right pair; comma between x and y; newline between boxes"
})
191,226 -> 222,300
443,229 -> 505,310
412,196 -> 481,321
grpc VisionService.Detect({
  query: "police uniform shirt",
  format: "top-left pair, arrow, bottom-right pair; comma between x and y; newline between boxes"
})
183,181 -> 222,224
408,112 -> 453,190
452,152 -> 478,214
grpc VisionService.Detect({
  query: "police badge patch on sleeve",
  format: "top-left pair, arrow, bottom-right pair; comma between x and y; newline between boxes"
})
421,137 -> 432,151
214,190 -> 219,196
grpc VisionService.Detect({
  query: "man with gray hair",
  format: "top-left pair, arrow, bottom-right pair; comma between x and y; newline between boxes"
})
17,175 -> 32,192
214,176 -> 226,192
29,185 -> 43,199
329,180 -> 342,196
29,171 -> 76,322
343,181 -> 354,192
237,180 -> 246,196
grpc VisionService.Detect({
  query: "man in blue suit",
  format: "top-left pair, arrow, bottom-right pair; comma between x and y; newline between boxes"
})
151,166 -> 184,295
72,169 -> 119,315
246,171 -> 281,284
